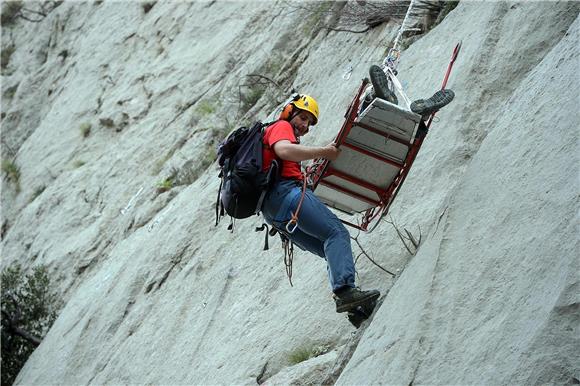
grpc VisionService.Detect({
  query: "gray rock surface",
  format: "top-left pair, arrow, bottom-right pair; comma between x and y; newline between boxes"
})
1,1 -> 578,385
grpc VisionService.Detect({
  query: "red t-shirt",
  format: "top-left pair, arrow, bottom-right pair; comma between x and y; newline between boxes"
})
262,120 -> 303,180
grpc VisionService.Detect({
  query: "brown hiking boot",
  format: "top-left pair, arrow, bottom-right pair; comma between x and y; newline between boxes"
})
411,89 -> 455,119
334,287 -> 380,313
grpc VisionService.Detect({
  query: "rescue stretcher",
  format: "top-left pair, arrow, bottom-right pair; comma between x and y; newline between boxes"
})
308,43 -> 461,233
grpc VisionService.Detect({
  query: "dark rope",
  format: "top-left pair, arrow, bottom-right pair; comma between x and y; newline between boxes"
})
283,239 -> 294,287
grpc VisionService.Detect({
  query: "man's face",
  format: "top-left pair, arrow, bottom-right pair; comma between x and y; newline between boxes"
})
290,110 -> 315,138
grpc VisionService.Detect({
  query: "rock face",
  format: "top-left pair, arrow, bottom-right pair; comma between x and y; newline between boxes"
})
2,1 -> 578,385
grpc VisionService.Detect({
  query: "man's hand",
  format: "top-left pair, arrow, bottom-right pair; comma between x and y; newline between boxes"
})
321,143 -> 340,161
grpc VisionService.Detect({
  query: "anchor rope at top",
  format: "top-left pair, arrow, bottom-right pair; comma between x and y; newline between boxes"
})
383,0 -> 418,73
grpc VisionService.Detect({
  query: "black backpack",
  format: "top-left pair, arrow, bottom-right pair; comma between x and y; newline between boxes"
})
215,121 -> 279,225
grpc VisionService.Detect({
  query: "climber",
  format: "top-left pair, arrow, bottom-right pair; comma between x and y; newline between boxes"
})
362,64 -> 455,119
261,94 -> 381,314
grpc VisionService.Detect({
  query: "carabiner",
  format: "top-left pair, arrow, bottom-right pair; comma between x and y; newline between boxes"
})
285,220 -> 298,234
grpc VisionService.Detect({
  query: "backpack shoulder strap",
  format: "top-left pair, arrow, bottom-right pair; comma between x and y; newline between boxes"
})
261,120 -> 280,150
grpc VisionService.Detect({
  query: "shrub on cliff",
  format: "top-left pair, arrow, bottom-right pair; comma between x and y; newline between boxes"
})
0,1 -> 23,26
1,264 -> 61,386
1,160 -> 21,193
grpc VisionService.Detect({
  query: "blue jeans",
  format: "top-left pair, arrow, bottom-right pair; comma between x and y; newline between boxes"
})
262,180 -> 356,292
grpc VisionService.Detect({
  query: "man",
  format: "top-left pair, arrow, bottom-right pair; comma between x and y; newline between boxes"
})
260,74 -> 454,314
261,95 -> 381,313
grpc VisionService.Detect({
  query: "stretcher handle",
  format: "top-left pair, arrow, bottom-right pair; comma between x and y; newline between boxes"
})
427,41 -> 462,129
441,41 -> 462,90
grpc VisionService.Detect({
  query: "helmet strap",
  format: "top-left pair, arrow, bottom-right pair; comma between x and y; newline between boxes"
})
288,108 -> 301,122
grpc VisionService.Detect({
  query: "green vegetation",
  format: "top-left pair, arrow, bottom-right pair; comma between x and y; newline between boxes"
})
2,159 -> 20,193
1,1 -> 23,26
1,263 -> 61,386
157,168 -> 179,193
156,177 -> 174,193
1,46 -> 15,72
288,346 -> 315,365
73,160 -> 86,168
288,344 -> 329,365
196,99 -> 217,116
79,122 -> 92,138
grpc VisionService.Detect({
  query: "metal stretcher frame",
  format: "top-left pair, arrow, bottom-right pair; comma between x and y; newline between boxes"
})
308,43 -> 461,233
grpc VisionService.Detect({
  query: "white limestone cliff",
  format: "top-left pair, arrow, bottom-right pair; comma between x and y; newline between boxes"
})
1,1 -> 578,384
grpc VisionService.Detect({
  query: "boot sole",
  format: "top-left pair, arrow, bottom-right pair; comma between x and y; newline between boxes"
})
369,65 -> 398,104
336,292 -> 380,313
411,89 -> 455,117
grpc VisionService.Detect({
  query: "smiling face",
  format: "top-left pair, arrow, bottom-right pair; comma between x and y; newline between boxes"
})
290,110 -> 316,138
